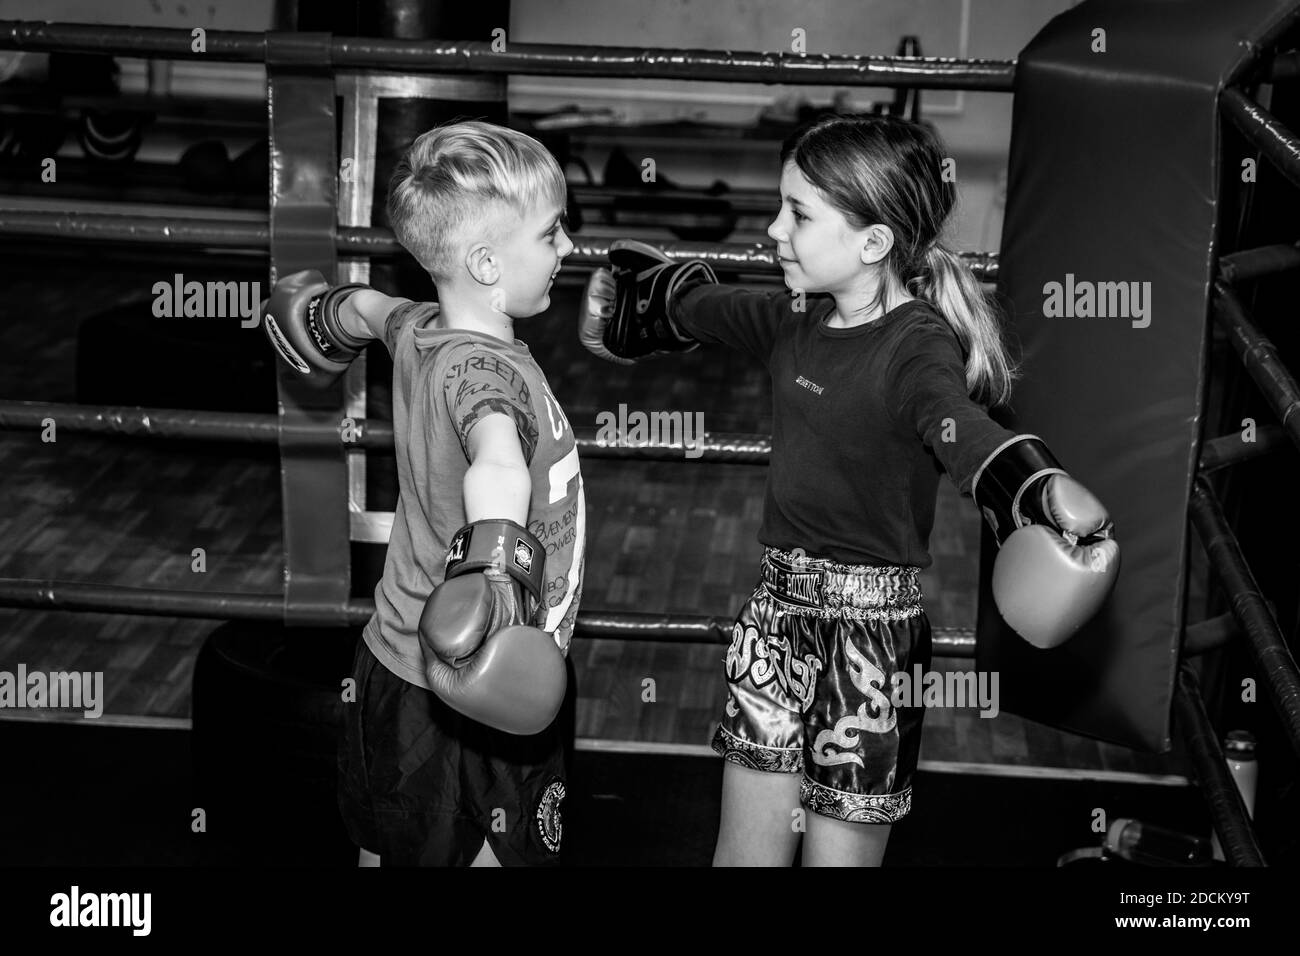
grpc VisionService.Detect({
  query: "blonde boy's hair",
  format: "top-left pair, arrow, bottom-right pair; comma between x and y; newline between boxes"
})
388,120 -> 567,281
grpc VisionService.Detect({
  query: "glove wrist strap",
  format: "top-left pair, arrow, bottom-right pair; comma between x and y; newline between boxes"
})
444,519 -> 545,604
971,435 -> 1068,544
663,262 -> 716,343
308,284 -> 369,359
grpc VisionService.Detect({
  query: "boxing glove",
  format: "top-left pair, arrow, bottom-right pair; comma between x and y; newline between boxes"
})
972,435 -> 1120,649
418,519 -> 567,735
579,239 -> 717,364
261,269 -> 369,386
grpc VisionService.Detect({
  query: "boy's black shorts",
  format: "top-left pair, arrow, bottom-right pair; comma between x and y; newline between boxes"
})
338,636 -> 574,866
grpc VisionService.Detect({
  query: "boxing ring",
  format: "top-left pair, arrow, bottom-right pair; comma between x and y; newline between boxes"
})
1,2 -> 1298,868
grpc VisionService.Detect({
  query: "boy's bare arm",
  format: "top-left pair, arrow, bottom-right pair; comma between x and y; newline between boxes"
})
463,414 -> 531,525
336,289 -> 413,343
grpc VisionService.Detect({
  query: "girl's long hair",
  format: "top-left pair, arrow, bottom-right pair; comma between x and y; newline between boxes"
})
781,113 -> 1018,407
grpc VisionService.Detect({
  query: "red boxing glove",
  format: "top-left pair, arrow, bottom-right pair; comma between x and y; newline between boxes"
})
418,519 -> 567,735
261,269 -> 369,387
973,436 -> 1120,649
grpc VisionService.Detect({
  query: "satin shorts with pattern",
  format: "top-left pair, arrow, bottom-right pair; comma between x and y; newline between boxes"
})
711,547 -> 932,824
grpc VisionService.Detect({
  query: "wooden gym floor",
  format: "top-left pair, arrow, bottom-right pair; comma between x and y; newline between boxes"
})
0,256 -> 1187,783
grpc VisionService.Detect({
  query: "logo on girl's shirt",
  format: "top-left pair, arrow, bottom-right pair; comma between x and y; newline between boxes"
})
795,375 -> 825,395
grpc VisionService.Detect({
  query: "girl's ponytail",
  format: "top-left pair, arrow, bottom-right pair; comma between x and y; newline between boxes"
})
910,243 -> 1018,408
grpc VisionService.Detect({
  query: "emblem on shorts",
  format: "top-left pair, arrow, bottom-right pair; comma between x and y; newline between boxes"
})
774,568 -> 824,609
263,315 -> 311,375
725,622 -> 821,712
536,779 -> 565,853
513,539 -> 535,574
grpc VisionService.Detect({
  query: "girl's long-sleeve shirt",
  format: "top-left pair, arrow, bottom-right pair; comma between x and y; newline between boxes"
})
673,284 -> 1019,568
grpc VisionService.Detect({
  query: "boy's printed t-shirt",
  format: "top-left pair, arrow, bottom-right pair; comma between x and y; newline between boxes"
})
364,301 -> 585,691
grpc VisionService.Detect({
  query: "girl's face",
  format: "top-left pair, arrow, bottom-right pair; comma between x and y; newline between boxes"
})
767,162 -> 893,298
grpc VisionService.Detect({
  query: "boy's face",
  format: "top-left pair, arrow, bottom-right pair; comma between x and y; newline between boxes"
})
489,200 -> 574,318
767,163 -> 888,297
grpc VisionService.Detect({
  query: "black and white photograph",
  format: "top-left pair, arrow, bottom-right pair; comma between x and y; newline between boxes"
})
0,0 -> 1293,937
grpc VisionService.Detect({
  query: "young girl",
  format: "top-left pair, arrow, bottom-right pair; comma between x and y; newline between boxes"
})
580,113 -> 1114,866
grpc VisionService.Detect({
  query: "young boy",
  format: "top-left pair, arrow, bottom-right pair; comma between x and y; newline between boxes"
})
261,121 -> 584,866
